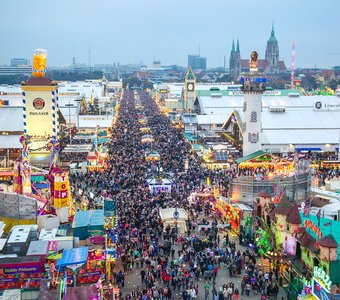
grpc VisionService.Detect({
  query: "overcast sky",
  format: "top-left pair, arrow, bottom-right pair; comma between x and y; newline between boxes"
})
1,0 -> 339,69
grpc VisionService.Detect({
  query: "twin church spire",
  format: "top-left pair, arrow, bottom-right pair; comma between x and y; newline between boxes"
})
229,24 -> 281,79
231,38 -> 240,54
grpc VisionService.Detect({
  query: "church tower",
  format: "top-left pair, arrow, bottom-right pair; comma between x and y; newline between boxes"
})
229,39 -> 241,80
184,67 -> 196,112
265,23 -> 280,73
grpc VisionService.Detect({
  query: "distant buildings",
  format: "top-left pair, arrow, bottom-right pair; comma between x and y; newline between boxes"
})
10,58 -> 29,67
188,55 -> 207,70
229,24 -> 286,80
0,65 -> 32,76
152,60 -> 161,69
0,58 -> 31,76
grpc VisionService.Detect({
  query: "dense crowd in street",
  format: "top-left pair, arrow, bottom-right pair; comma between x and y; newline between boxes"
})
67,90 -> 283,300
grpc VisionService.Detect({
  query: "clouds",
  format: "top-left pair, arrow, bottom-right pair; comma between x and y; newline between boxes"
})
0,0 -> 339,68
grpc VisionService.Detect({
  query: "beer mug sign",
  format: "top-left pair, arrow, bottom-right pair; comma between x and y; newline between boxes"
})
32,49 -> 48,77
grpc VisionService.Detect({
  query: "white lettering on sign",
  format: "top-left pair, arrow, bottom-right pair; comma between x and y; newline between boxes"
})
314,266 -> 332,291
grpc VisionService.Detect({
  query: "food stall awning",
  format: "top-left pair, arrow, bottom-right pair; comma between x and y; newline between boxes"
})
235,150 -> 276,164
56,247 -> 88,269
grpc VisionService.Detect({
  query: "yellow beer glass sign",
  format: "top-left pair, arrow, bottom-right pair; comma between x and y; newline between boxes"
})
32,49 -> 48,77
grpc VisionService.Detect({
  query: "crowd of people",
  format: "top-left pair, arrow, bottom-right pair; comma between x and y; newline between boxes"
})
68,90 -> 282,299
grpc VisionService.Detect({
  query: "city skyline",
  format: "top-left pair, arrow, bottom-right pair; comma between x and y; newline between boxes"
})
0,0 -> 339,69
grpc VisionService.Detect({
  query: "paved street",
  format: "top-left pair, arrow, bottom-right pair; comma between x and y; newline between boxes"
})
118,217 -> 287,300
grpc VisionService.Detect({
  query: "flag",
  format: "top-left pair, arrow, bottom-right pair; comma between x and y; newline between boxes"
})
316,209 -> 321,227
303,204 -> 310,217
324,222 -> 332,227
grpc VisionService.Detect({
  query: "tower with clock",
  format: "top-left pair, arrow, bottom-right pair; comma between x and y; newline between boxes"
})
184,67 -> 196,111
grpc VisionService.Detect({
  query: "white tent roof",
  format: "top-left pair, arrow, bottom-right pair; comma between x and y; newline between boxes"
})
159,208 -> 188,221
261,110 -> 340,130
319,203 -> 340,215
196,114 -> 229,125
197,95 -> 340,115
262,129 -> 340,145
0,107 -> 24,131
0,135 -> 22,148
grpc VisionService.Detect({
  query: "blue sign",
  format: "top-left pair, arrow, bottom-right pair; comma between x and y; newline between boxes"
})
173,211 -> 179,220
313,278 -> 331,300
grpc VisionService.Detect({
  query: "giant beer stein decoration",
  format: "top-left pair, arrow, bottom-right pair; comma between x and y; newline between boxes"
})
32,49 -> 48,77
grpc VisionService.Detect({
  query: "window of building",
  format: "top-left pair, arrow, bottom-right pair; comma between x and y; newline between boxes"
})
250,111 -> 257,122
243,102 -> 247,112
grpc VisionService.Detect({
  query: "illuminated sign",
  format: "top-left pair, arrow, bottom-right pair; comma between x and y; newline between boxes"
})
33,98 -> 45,110
313,267 -> 332,291
304,220 -> 322,239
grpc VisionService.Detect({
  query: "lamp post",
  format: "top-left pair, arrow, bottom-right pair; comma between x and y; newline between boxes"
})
65,103 -> 74,145
74,98 -> 82,131
158,163 -> 163,181
173,203 -> 179,238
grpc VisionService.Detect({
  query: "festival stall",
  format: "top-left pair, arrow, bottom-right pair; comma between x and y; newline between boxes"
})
203,150 -> 230,170
26,240 -> 58,257
148,177 -> 172,195
159,208 -> 188,234
72,210 -> 104,240
138,117 -> 147,125
140,127 -> 151,133
235,150 -> 294,178
55,247 -> 89,292
0,255 -> 46,290
254,191 -> 340,298
37,214 -> 60,231
141,134 -> 154,143
104,198 -> 117,229
145,151 -> 160,161
79,249 -> 106,285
